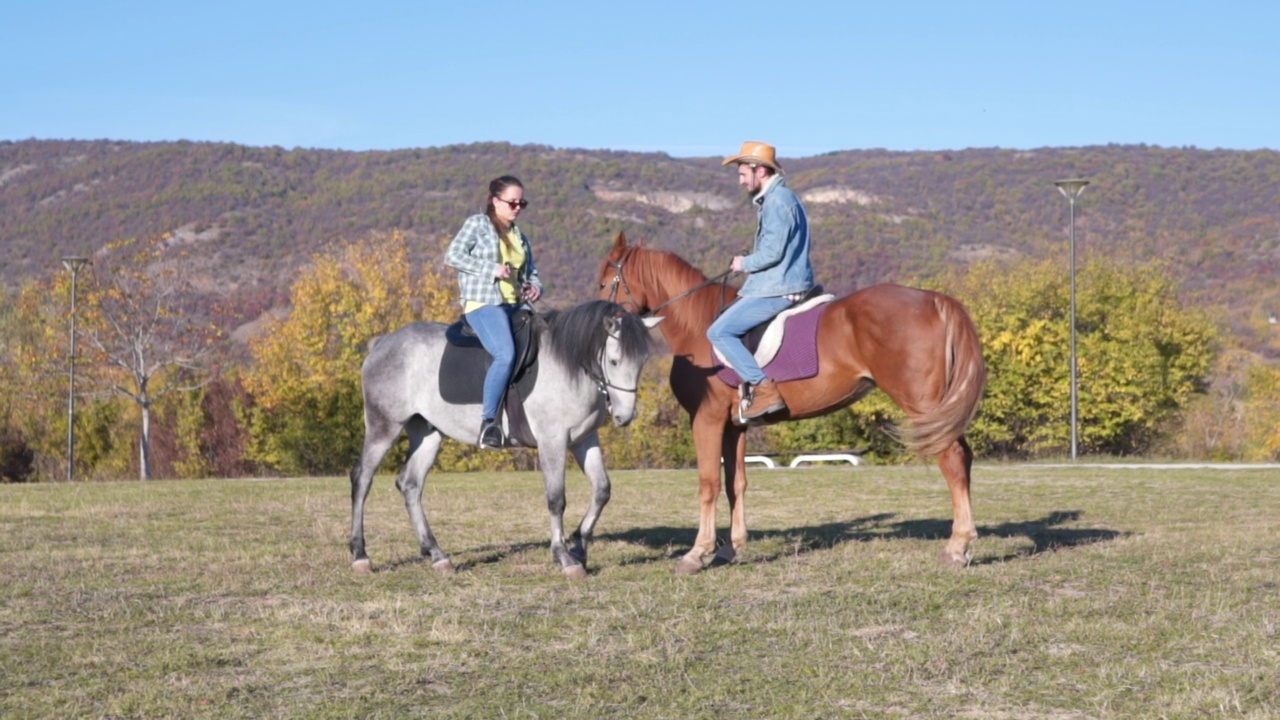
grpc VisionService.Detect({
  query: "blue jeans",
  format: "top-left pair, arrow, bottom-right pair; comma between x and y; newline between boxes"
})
707,295 -> 795,385
465,304 -> 519,420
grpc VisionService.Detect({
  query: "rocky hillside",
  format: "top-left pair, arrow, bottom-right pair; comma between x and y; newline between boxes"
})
3,139 -> 1278,355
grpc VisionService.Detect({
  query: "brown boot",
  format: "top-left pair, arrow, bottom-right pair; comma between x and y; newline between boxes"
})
742,379 -> 787,420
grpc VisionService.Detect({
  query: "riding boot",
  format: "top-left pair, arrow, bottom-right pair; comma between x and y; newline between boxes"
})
478,418 -> 504,449
742,379 -> 787,420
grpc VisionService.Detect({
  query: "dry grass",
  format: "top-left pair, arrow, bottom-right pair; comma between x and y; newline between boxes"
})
1,465 -> 1277,718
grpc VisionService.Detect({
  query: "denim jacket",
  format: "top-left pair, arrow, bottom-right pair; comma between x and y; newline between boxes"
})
445,214 -> 544,307
739,175 -> 814,298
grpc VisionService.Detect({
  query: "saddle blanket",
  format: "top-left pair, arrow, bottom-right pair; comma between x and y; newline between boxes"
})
715,299 -> 830,387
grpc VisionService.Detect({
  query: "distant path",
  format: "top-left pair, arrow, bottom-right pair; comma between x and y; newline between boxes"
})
1005,463 -> 1280,470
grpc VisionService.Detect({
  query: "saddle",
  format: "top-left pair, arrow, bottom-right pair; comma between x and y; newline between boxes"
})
439,309 -> 541,447
715,286 -> 834,387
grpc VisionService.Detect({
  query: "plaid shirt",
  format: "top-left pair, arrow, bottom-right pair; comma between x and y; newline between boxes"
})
444,214 -> 544,307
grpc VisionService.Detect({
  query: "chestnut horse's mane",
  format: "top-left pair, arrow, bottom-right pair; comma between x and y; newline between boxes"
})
626,245 -> 738,342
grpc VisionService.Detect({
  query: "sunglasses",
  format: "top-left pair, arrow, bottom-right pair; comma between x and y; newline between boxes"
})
496,197 -> 529,210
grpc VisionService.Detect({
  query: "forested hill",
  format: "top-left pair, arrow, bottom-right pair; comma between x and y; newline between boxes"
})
3,139 -> 1279,354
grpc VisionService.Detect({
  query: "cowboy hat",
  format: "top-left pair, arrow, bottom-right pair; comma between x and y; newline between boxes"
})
722,141 -> 782,172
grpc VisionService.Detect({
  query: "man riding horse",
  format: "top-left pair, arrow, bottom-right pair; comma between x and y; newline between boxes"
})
708,141 -> 816,421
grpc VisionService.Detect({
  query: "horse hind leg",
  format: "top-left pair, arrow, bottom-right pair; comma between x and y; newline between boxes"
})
937,435 -> 977,567
397,417 -> 453,575
349,413 -> 403,574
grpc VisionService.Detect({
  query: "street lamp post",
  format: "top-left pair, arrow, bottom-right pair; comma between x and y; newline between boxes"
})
62,256 -> 89,482
1053,180 -> 1089,461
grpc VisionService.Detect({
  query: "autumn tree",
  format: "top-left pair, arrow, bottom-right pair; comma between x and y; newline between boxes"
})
243,231 -> 479,475
1243,363 -> 1280,461
940,257 -> 1218,457
77,234 -> 223,480
2,275 -> 84,480
0,285 -> 40,481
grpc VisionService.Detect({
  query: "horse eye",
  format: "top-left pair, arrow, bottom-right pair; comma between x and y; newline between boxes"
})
610,359 -> 619,367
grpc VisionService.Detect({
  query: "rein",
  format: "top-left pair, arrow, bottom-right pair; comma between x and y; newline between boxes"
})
604,252 -> 735,318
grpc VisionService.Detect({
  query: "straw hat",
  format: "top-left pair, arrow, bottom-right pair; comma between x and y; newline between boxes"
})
722,141 -> 782,172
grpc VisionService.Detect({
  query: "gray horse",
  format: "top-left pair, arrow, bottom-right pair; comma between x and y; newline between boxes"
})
349,300 -> 662,579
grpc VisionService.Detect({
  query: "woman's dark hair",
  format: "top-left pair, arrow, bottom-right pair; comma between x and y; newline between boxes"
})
484,175 -> 524,250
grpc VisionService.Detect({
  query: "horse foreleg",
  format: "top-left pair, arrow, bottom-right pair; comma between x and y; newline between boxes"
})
719,425 -> 749,564
568,431 -> 610,570
397,420 -> 453,575
538,438 -> 585,580
937,435 -> 977,567
677,414 -> 727,575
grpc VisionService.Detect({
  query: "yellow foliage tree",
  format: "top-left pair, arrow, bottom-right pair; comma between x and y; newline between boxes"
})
1244,363 -> 1280,461
243,231 -> 505,474
1,277 -> 74,480
935,256 -> 1218,457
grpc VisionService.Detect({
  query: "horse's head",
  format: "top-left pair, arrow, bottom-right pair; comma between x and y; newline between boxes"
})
600,306 -> 663,427
597,231 -> 651,314
544,298 -> 662,427
597,231 -> 731,329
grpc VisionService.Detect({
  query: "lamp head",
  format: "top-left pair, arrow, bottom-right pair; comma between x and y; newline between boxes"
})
61,256 -> 90,272
1054,178 -> 1090,200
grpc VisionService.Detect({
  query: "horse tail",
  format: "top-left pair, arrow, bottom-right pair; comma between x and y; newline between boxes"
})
905,294 -> 987,457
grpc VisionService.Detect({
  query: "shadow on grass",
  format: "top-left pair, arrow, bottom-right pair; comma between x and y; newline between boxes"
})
376,540 -> 547,573
595,509 -> 1125,568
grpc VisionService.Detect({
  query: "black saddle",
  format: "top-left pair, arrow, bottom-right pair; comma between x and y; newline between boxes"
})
439,309 -> 542,446
739,285 -> 825,354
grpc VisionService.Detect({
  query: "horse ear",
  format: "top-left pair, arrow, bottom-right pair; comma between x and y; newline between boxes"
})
613,231 -> 628,250
643,316 -> 665,329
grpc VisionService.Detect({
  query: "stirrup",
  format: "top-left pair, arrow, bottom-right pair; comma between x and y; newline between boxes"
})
478,419 -> 504,449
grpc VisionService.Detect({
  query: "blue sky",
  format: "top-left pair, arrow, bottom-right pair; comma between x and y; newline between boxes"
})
3,1 -> 1276,158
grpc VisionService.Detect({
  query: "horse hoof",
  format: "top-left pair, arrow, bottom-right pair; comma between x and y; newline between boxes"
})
568,546 -> 587,565
562,564 -> 588,581
937,550 -> 971,569
711,544 -> 737,566
351,559 -> 373,574
673,557 -> 703,576
432,559 -> 457,575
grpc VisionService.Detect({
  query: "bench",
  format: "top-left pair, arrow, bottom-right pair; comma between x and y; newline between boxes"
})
789,453 -> 861,467
739,451 -> 864,468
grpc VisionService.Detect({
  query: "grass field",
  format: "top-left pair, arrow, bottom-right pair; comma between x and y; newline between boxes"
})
2,464 -> 1277,719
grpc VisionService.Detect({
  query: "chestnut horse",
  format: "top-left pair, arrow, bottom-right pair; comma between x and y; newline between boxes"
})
598,233 -> 986,573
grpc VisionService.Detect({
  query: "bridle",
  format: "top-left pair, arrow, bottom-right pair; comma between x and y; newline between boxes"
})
601,249 -> 735,319
583,326 -> 641,414
596,248 -> 736,413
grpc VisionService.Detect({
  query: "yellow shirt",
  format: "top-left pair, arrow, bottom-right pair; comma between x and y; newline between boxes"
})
464,228 -> 526,312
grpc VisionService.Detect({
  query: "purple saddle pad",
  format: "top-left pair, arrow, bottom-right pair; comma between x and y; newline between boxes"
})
715,302 -> 828,387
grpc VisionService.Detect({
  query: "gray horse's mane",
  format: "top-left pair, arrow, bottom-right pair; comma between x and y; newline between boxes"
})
541,300 -> 650,372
